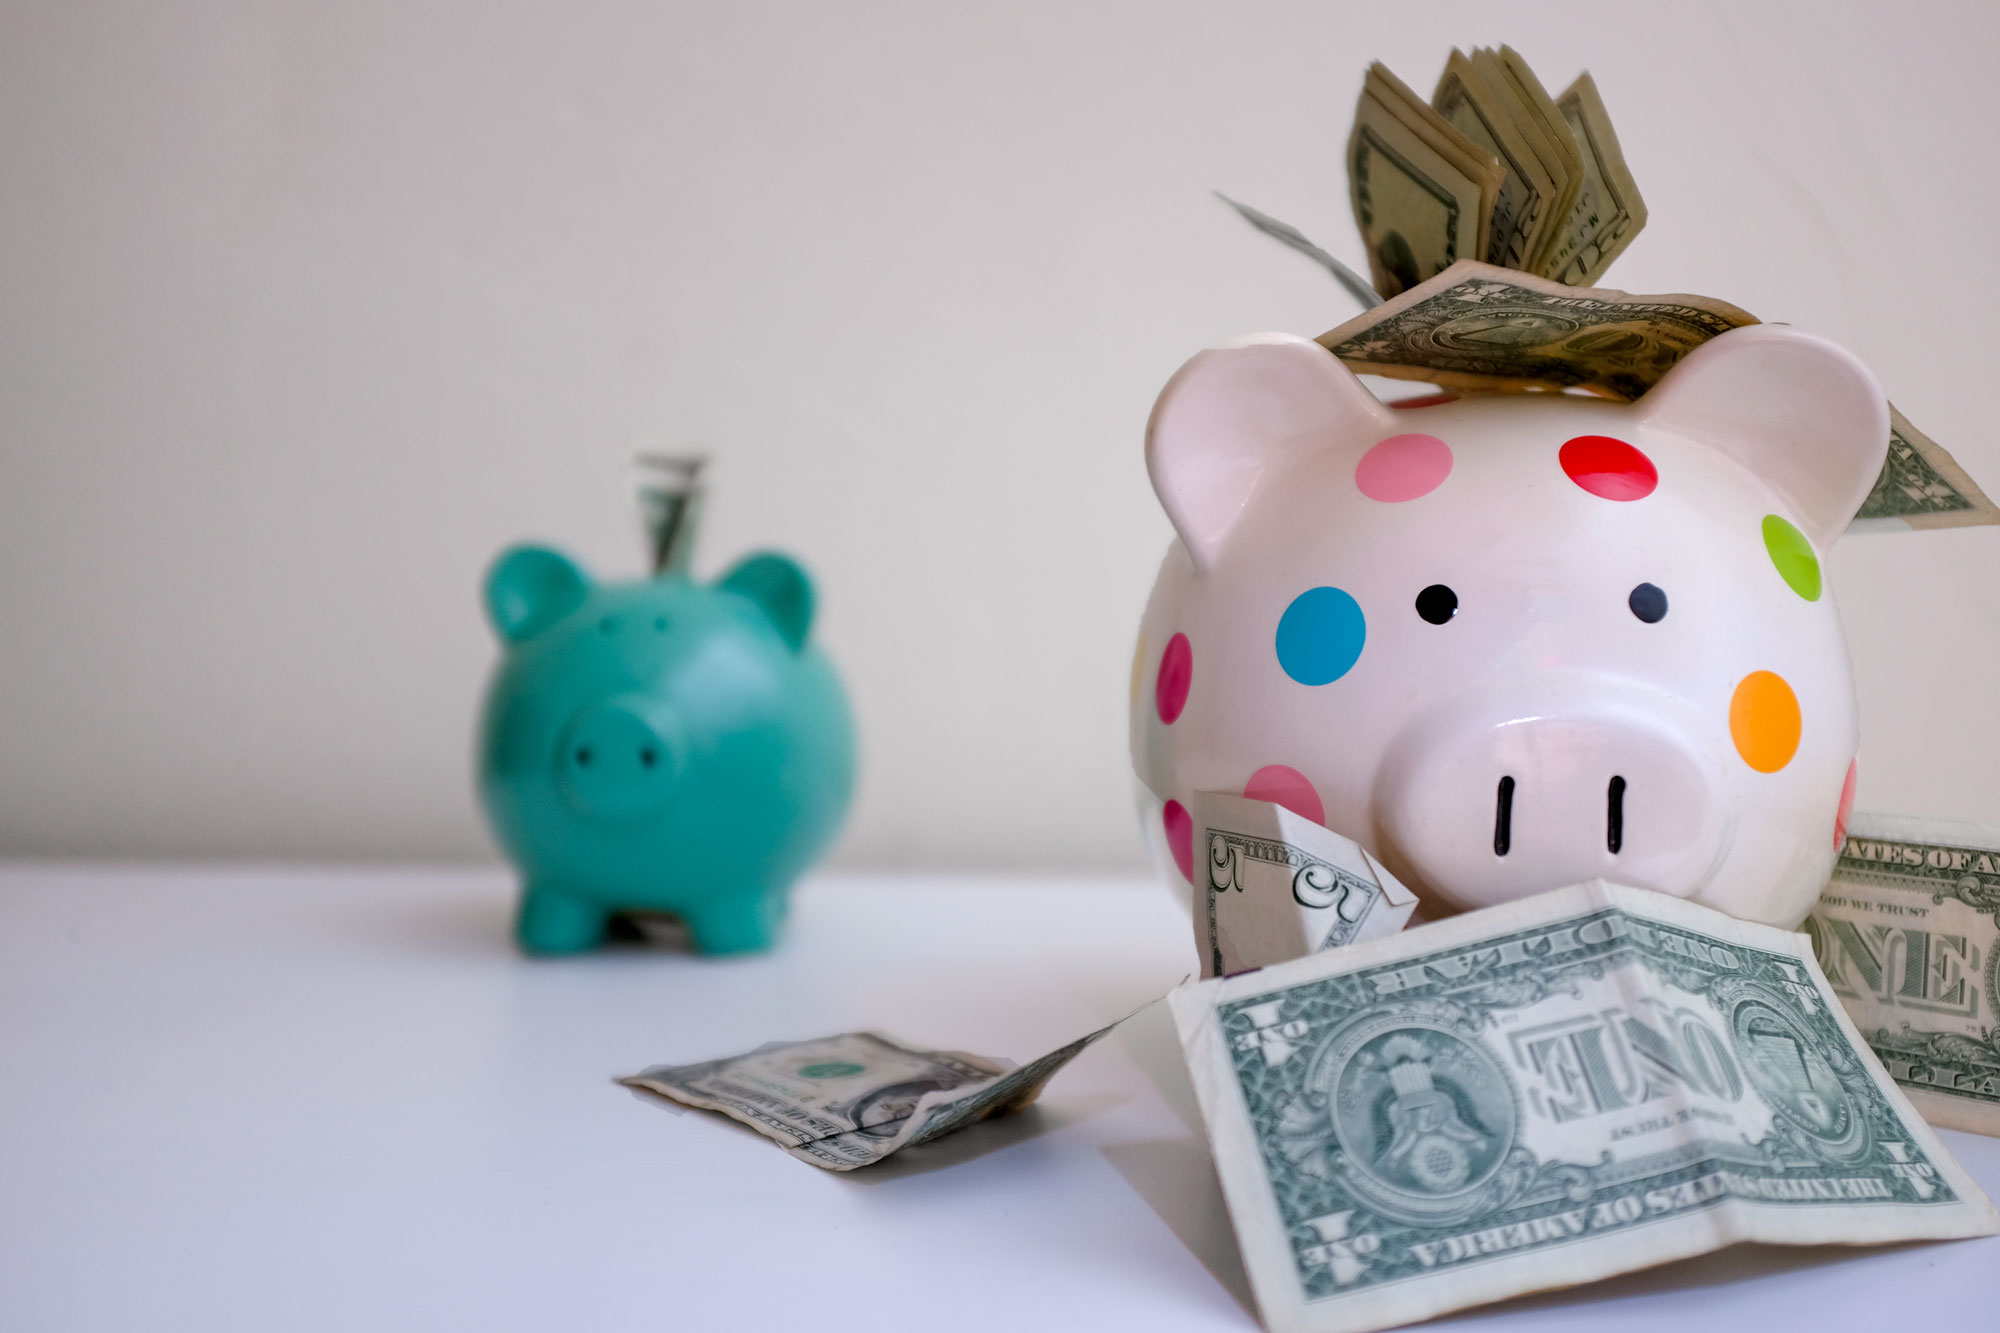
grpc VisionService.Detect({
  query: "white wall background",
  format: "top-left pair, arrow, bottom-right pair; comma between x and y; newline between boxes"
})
3,1 -> 1998,866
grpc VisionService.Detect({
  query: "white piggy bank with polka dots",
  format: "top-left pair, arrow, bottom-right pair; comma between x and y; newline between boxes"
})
1129,325 -> 1890,929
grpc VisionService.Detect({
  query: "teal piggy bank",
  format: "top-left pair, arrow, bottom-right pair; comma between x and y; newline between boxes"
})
476,546 -> 856,955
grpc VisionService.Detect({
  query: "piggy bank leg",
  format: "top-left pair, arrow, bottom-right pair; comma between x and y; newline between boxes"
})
682,890 -> 786,955
516,886 -> 610,955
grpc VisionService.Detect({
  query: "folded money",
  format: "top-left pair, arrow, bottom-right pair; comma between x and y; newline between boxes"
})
1194,792 -> 1418,980
1808,813 -> 2000,1136
1352,49 -> 1644,296
620,1020 -> 1120,1170
1348,62 -> 1500,297
1172,880 -> 1998,1333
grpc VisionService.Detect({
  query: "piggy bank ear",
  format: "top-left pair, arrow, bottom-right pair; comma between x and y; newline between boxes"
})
484,546 -> 591,643
719,552 -> 814,652
1639,325 -> 1888,548
1146,334 -> 1396,572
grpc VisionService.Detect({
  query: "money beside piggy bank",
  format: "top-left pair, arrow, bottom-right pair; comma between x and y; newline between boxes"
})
476,545 -> 855,954
1131,325 -> 1890,929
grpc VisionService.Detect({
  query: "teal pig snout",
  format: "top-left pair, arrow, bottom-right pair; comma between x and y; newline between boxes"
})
554,695 -> 686,822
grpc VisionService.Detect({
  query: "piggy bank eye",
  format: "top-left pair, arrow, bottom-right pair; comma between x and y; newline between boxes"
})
1415,584 -> 1458,625
1628,583 -> 1668,623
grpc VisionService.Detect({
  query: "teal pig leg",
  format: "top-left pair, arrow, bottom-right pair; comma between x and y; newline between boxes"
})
516,887 -> 610,955
682,890 -> 786,955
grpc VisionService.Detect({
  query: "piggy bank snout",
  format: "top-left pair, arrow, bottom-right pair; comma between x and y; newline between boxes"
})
1377,687 -> 1730,913
555,695 -> 686,823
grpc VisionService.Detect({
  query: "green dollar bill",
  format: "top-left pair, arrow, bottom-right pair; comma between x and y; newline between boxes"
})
1173,881 -> 1996,1333
1849,407 -> 2000,532
1807,813 -> 2000,1134
620,1015 -> 1131,1170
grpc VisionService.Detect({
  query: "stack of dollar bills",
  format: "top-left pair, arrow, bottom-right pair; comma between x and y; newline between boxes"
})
1219,48 -> 1998,532
1350,48 -> 1642,297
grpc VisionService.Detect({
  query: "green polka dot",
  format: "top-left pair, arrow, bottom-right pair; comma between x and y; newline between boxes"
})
1762,514 -> 1821,602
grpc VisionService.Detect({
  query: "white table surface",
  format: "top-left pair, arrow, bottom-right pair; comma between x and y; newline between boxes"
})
2,865 -> 1995,1332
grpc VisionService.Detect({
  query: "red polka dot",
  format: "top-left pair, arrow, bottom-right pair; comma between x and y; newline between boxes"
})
1835,757 -> 1858,850
1164,799 -> 1194,881
1243,765 -> 1325,825
1560,435 -> 1658,501
1156,632 -> 1192,724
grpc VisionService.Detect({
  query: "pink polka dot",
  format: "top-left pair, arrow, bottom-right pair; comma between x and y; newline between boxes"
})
1156,632 -> 1192,725
1355,433 -> 1453,502
1560,435 -> 1658,501
1834,757 -> 1858,850
1243,765 -> 1325,825
1163,799 -> 1193,881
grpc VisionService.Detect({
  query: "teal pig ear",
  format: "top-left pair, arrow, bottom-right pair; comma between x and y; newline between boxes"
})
718,552 -> 814,652
484,546 -> 591,642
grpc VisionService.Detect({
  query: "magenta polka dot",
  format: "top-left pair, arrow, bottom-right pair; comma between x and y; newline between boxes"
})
1835,757 -> 1858,850
1355,433 -> 1453,502
1243,765 -> 1325,825
1155,632 -> 1192,724
1163,799 -> 1194,881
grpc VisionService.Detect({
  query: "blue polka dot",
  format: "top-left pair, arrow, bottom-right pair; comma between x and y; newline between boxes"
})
1276,587 -> 1366,685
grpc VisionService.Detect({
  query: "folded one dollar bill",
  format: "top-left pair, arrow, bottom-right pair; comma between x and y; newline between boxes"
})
1194,792 -> 1418,980
1172,880 -> 1997,1333
620,1021 -> 1120,1170
1808,813 -> 2000,1135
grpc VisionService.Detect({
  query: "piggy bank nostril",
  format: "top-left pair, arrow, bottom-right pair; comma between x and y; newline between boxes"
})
1607,775 -> 1628,853
640,748 -> 657,768
1494,775 -> 1516,856
575,747 -> 593,767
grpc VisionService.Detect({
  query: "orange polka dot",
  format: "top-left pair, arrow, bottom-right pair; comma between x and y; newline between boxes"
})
1730,671 -> 1801,773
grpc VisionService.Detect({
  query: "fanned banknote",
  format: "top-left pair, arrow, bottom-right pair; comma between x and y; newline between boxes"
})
1431,51 -> 1557,271
1214,191 -> 1381,311
621,1022 -> 1119,1170
1348,49 -> 1643,293
1849,407 -> 2000,532
1347,64 -> 1500,298
1807,813 -> 2000,1135
1172,880 -> 1997,1333
1194,792 -> 1418,980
